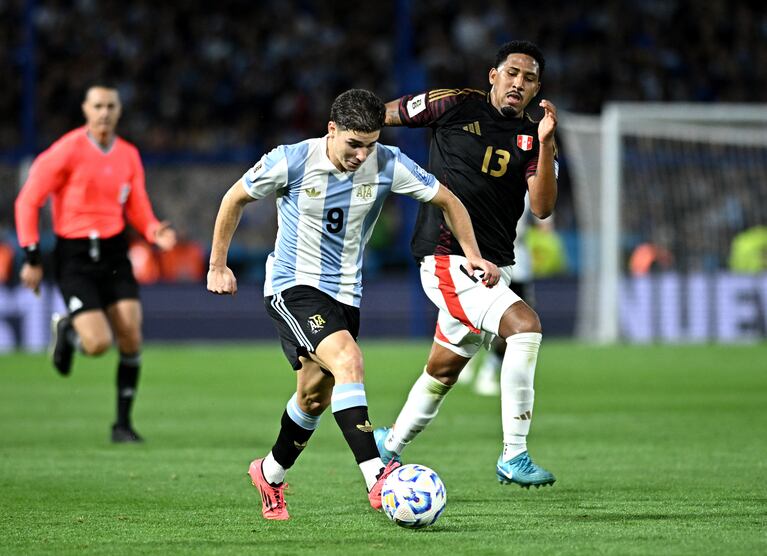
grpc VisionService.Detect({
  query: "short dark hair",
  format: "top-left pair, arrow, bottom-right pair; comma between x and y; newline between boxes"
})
330,89 -> 386,133
83,82 -> 119,100
494,40 -> 546,78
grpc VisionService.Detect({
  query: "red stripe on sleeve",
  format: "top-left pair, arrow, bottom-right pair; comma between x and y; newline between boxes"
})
524,156 -> 538,180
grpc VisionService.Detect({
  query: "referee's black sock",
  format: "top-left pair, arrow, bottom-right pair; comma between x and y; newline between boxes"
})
116,352 -> 141,428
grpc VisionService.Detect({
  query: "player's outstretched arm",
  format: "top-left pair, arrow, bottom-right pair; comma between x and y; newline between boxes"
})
428,185 -> 500,287
207,179 -> 254,295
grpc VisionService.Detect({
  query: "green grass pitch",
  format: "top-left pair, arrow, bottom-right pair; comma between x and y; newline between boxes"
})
1,341 -> 765,555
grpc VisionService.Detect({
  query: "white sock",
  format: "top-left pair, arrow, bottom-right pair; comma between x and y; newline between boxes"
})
360,458 -> 385,491
262,451 -> 287,485
500,332 -> 542,461
386,368 -> 452,455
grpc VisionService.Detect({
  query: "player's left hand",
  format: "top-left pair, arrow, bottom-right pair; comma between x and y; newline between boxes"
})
154,221 -> 177,251
538,99 -> 557,146
465,257 -> 500,288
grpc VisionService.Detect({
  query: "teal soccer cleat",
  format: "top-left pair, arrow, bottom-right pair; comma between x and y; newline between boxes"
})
373,427 -> 401,464
496,451 -> 556,488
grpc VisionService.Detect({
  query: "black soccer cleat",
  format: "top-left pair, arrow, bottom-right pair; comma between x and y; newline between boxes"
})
50,313 -> 74,376
111,424 -> 144,443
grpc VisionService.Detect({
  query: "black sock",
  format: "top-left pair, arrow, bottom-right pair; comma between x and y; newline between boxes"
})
116,352 -> 141,427
271,410 -> 317,469
333,406 -> 379,464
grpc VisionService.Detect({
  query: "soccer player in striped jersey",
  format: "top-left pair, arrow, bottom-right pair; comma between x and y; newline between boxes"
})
374,41 -> 559,488
14,84 -> 177,442
207,89 -> 499,520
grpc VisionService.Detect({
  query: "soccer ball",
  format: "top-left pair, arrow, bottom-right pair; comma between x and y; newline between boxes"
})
381,464 -> 447,529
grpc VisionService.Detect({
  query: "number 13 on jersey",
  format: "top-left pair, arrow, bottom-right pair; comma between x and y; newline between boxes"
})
481,146 -> 511,177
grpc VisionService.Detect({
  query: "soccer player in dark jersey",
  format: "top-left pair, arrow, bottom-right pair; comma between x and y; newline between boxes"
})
15,84 -> 177,442
374,40 -> 558,487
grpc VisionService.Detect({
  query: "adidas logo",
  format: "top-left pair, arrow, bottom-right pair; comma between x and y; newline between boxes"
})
293,440 -> 307,450
462,121 -> 481,135
304,187 -> 321,198
513,410 -> 532,421
356,420 -> 373,433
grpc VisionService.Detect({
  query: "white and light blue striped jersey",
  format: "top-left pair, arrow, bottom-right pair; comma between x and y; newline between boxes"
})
242,136 -> 440,307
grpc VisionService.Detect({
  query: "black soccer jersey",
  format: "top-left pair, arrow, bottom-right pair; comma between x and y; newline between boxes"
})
399,88 -> 556,266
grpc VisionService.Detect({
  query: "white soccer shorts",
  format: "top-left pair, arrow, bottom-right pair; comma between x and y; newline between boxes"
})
420,254 -> 521,358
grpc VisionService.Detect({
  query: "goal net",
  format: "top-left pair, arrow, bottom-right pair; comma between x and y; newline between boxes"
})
560,103 -> 767,343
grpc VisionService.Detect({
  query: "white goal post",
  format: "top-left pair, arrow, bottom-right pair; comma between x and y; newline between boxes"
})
560,103 -> 767,343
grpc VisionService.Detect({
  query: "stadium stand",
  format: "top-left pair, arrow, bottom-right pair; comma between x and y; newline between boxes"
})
1,0 -> 765,280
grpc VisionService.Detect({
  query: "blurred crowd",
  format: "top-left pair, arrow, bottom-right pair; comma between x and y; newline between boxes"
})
3,0 -> 766,152
1,0 -> 766,281
2,0 -> 397,152
623,140 -> 767,273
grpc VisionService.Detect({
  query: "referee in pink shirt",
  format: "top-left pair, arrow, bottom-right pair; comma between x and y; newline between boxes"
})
15,84 -> 176,442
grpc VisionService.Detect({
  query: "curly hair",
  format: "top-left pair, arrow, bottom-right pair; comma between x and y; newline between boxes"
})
494,40 -> 546,78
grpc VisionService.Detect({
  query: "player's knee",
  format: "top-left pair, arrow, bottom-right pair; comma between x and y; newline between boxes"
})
498,304 -> 541,337
426,360 -> 464,386
519,311 -> 542,334
329,347 -> 364,379
117,331 -> 142,354
81,334 -> 112,356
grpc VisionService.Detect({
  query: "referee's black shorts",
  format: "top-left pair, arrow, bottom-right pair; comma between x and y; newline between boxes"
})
53,232 -> 139,316
264,285 -> 360,370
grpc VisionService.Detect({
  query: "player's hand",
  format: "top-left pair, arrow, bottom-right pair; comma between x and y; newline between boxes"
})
207,265 -> 237,295
465,257 -> 500,288
19,263 -> 43,296
538,99 -> 558,146
154,221 -> 177,251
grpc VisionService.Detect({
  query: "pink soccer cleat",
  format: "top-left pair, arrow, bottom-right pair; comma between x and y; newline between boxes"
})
248,458 -> 289,520
368,460 -> 402,510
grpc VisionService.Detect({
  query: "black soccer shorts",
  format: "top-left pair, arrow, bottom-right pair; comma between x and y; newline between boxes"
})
53,232 -> 140,316
264,285 -> 360,370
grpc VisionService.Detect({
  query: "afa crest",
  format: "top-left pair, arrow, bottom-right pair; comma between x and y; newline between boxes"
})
308,314 -> 326,333
355,184 -> 375,200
